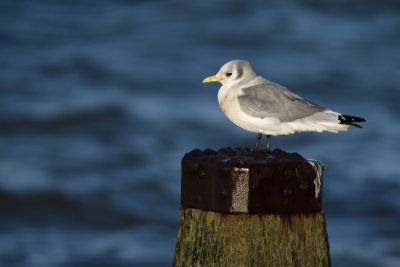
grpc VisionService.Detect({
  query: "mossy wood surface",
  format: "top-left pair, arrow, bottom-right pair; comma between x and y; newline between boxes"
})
173,208 -> 330,267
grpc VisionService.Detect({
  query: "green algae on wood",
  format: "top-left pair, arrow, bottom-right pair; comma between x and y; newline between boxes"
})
173,208 -> 330,267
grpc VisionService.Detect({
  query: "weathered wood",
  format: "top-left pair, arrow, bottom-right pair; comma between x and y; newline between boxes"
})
174,148 -> 331,266
173,208 -> 330,267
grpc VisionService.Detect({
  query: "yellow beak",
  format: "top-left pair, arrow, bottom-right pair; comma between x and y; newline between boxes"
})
202,75 -> 222,83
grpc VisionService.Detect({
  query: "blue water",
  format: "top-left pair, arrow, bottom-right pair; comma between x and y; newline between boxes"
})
0,1 -> 399,266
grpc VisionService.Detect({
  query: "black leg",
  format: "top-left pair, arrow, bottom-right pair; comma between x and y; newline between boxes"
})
266,135 -> 271,153
254,133 -> 262,151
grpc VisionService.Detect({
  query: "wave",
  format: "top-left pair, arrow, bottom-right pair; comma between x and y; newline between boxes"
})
0,188 -> 148,230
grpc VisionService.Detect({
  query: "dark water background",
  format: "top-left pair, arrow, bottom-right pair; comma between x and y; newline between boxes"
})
1,1 -> 400,266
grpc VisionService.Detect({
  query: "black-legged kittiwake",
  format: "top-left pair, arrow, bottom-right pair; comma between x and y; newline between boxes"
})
203,60 -> 365,152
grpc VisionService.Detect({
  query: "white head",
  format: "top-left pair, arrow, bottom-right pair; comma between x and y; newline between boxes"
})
203,60 -> 257,87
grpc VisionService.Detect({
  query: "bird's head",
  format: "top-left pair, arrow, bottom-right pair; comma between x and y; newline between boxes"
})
202,60 -> 257,87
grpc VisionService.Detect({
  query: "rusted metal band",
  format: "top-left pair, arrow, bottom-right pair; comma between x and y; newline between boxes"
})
181,147 -> 323,214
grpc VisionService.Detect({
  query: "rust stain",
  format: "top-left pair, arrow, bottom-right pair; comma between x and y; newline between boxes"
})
183,208 -> 191,217
181,148 -> 322,214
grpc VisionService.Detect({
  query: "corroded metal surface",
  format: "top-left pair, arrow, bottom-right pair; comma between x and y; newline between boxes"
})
181,147 -> 323,214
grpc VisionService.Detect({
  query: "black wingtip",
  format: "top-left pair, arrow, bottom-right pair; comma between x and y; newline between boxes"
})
339,114 -> 366,127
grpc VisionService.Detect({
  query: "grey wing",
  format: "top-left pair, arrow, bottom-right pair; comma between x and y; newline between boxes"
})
237,82 -> 326,122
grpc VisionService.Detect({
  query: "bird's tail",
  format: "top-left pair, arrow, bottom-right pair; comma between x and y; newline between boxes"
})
338,114 -> 366,128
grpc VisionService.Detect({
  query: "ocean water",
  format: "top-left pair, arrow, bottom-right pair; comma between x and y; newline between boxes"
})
0,1 -> 399,266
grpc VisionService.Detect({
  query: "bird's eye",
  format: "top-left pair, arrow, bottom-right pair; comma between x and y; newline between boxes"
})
226,72 -> 232,77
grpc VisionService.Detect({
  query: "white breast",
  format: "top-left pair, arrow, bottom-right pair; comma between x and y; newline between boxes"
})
218,85 -> 281,134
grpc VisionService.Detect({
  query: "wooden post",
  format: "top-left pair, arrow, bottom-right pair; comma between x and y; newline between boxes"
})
173,147 -> 330,267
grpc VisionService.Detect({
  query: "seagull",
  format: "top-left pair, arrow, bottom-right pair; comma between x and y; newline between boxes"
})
202,60 -> 365,152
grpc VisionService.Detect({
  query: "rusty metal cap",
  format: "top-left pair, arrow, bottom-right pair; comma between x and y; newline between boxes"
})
181,147 -> 323,214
